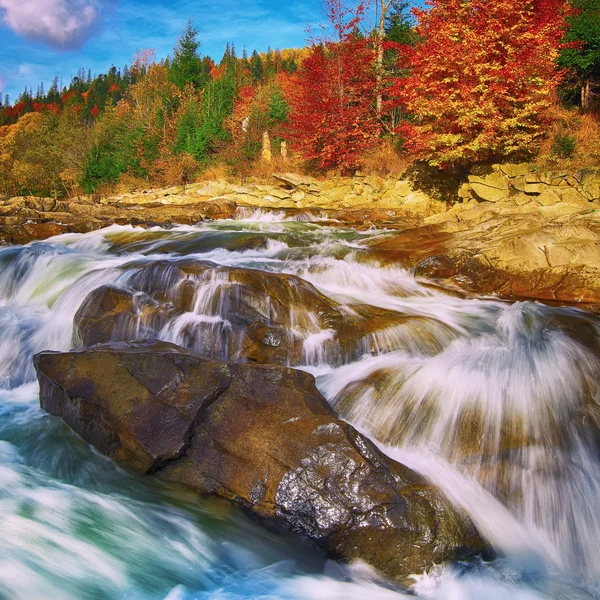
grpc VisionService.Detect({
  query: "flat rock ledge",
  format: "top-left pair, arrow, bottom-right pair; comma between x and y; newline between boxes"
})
34,340 -> 488,585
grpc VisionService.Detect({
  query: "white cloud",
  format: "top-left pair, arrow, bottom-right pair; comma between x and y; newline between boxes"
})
0,0 -> 111,48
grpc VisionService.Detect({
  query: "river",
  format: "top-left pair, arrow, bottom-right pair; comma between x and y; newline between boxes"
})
0,211 -> 597,599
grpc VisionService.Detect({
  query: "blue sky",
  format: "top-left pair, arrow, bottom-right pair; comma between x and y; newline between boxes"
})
0,0 -> 330,101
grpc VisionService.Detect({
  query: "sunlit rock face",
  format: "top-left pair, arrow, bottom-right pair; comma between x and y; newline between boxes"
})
34,340 -> 488,585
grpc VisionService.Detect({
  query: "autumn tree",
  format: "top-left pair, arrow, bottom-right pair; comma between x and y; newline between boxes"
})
558,0 -> 600,109
380,1 -> 417,132
80,105 -> 139,192
195,67 -> 237,154
0,112 -> 68,196
388,0 -> 570,166
250,51 -> 264,83
288,0 -> 379,170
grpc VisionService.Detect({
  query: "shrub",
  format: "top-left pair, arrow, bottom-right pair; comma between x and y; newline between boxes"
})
552,132 -> 577,158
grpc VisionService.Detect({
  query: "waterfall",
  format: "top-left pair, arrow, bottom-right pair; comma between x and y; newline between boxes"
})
0,216 -> 597,599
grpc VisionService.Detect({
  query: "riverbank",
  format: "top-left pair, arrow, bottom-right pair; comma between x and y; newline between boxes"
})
2,166 -> 600,311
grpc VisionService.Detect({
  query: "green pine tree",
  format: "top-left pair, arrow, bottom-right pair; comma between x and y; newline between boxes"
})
170,19 -> 207,90
250,51 -> 264,83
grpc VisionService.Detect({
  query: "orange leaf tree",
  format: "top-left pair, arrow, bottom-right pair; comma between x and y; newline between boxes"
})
388,0 -> 570,166
287,0 -> 380,171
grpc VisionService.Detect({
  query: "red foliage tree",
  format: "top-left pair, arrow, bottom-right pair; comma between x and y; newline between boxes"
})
31,101 -> 61,116
230,85 -> 256,128
387,0 -> 570,166
287,0 -> 379,170
210,64 -> 226,80
47,102 -> 61,116
61,90 -> 77,104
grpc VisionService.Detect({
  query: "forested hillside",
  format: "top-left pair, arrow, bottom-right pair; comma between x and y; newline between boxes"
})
0,0 -> 599,199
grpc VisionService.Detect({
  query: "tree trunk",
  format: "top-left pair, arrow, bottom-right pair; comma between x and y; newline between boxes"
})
261,131 -> 272,162
376,0 -> 387,115
582,79 -> 591,111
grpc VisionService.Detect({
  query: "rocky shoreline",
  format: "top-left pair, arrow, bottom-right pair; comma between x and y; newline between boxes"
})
3,166 -> 600,311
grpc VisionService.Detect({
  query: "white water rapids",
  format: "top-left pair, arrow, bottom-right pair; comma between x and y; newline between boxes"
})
0,212 -> 598,599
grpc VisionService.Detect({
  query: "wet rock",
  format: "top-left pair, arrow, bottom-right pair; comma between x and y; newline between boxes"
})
243,322 -> 304,365
35,340 -> 489,584
72,260 -> 416,365
0,220 -> 87,245
0,196 -> 238,245
73,285 -> 166,347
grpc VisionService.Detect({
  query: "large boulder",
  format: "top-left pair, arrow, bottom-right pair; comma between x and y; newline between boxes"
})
72,260 -> 419,365
35,341 -> 488,585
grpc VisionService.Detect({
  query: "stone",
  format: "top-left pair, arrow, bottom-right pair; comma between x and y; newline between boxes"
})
291,191 -> 306,203
513,193 -> 534,206
536,189 -> 561,206
574,168 -> 600,185
499,163 -> 531,178
545,242 -> 600,268
324,185 -> 353,202
243,322 -> 303,365
353,180 -> 365,195
511,173 -> 545,194
266,187 -> 292,200
525,173 -> 541,184
458,183 -> 473,199
468,172 -> 510,202
72,285 -> 161,348
363,175 -> 384,191
539,171 -> 566,185
273,173 -> 319,189
582,176 -> 600,200
368,203 -> 600,310
554,187 -> 589,206
522,182 -> 544,195
393,180 -> 413,198
35,340 -> 489,585
72,260 -> 412,365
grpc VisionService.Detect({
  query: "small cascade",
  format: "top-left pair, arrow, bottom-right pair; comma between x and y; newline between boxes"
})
322,301 -> 600,579
0,219 -> 598,598
233,207 -> 321,222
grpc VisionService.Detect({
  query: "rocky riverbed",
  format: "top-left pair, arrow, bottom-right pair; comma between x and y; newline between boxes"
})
1,210 -> 599,598
2,166 -> 600,310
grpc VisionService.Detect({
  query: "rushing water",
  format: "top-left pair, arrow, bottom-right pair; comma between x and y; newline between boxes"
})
0,212 -> 598,599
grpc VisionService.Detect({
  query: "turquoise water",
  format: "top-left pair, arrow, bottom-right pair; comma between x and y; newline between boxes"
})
0,215 -> 598,599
